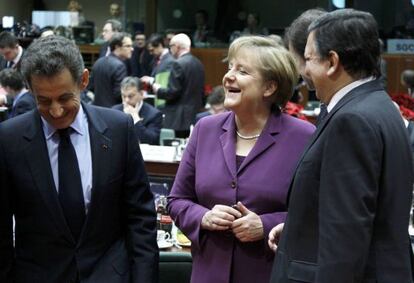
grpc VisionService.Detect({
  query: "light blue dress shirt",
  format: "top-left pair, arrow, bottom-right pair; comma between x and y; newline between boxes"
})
41,105 -> 93,214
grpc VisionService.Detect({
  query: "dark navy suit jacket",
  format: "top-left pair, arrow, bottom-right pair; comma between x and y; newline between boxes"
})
270,80 -> 414,283
0,104 -> 158,283
8,91 -> 36,119
112,102 -> 162,145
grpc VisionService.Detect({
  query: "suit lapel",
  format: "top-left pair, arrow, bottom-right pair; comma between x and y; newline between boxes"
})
80,104 -> 112,239
220,113 -> 237,179
23,111 -> 74,241
286,79 -> 384,205
219,112 -> 280,177
139,102 -> 150,124
237,114 -> 280,174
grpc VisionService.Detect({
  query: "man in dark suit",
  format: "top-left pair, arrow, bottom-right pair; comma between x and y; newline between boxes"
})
140,33 -> 175,108
152,33 -> 205,138
146,33 -> 175,78
99,19 -> 123,58
0,31 -> 25,106
128,32 -> 153,77
269,9 -> 414,283
0,35 -> 158,283
0,31 -> 24,71
0,68 -> 36,118
112,76 -> 162,145
90,32 -> 133,108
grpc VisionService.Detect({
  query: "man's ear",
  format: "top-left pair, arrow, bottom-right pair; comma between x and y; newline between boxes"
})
264,81 -> 278,98
80,69 -> 89,90
327,50 -> 340,77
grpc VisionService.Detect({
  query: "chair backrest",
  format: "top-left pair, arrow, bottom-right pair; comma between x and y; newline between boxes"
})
159,251 -> 192,283
159,128 -> 175,146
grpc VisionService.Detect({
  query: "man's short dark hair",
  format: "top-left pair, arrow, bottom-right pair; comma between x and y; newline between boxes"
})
401,69 -> 414,89
20,35 -> 84,88
148,33 -> 165,48
308,9 -> 380,79
0,68 -> 25,91
284,8 -> 326,58
109,32 -> 130,51
0,31 -> 18,48
207,86 -> 224,105
105,19 -> 122,32
121,76 -> 143,91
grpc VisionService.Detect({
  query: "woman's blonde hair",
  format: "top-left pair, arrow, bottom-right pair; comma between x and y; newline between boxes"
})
227,35 -> 298,109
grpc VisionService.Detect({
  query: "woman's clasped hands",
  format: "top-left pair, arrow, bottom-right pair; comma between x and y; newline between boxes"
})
201,201 -> 264,242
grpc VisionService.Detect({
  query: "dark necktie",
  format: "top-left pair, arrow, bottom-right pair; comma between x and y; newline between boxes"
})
58,128 -> 85,240
7,61 -> 14,68
316,103 -> 328,126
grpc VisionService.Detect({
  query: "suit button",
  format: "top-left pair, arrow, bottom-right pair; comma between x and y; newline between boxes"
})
231,181 -> 236,189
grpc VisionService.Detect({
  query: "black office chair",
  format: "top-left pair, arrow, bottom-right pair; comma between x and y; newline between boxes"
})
159,251 -> 192,283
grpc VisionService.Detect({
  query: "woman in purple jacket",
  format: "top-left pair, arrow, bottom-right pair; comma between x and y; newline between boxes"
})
167,36 -> 315,283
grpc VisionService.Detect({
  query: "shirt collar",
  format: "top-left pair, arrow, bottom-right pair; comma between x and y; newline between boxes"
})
327,76 -> 375,113
12,88 -> 28,106
160,48 -> 169,59
41,104 -> 87,140
13,46 -> 23,65
136,100 -> 144,113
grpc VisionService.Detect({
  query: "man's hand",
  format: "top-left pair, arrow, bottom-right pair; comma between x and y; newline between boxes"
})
231,202 -> 264,242
123,103 -> 141,124
201,204 -> 242,231
268,223 -> 284,252
140,76 -> 154,85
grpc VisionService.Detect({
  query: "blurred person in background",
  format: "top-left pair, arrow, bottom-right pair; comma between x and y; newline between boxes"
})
90,32 -> 132,107
112,76 -> 162,145
99,19 -> 122,57
128,31 -> 153,77
151,33 -> 205,138
195,85 -> 226,123
0,68 -> 35,119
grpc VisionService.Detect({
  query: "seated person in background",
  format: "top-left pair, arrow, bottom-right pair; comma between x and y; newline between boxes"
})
0,31 -> 24,71
230,12 -> 268,42
401,69 -> 414,96
39,26 -> 55,37
113,76 -> 162,145
192,9 -> 212,46
0,68 -> 35,118
195,85 -> 226,123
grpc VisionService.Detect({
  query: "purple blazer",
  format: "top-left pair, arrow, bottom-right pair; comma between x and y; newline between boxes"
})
167,111 -> 315,283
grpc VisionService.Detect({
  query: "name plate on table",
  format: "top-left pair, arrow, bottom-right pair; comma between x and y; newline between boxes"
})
140,144 -> 177,162
387,39 -> 414,54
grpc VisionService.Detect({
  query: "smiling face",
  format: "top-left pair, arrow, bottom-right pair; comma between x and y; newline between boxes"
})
222,49 -> 271,114
31,68 -> 88,129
